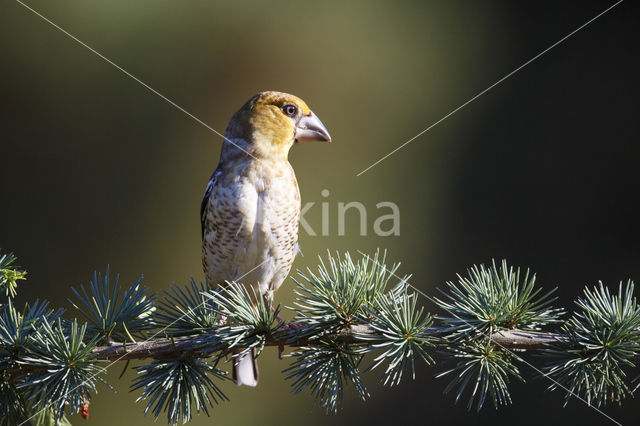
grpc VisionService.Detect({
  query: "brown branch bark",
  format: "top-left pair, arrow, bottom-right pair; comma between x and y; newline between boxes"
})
5,326 -> 561,379
88,326 -> 561,361
488,329 -> 560,350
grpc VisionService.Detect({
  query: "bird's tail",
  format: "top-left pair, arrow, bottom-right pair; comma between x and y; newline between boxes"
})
232,348 -> 259,387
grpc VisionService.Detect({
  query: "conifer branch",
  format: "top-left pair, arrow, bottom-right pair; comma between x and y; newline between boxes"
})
6,326 -> 561,371
2,250 -> 638,425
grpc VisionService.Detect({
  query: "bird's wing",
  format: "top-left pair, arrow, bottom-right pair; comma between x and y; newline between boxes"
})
201,168 -> 221,240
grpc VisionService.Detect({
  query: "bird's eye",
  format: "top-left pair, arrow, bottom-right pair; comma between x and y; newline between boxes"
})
282,104 -> 298,117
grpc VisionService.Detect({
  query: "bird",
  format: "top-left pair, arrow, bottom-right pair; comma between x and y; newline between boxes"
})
201,91 -> 331,386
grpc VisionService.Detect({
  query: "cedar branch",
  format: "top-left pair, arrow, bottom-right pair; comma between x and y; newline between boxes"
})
78,327 -> 562,361
5,326 -> 561,380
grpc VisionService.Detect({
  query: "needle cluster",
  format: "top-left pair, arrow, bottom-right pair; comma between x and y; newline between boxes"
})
1,250 -> 639,425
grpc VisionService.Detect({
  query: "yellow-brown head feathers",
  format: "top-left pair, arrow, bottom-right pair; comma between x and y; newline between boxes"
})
223,91 -> 330,160
251,91 -> 311,116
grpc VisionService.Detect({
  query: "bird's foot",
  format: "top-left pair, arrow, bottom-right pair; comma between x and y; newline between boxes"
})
280,321 -> 302,332
274,311 -> 302,332
276,322 -> 302,359
278,343 -> 285,360
216,315 -> 227,326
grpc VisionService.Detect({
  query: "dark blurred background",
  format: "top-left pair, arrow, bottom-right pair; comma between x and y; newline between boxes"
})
1,0 -> 638,425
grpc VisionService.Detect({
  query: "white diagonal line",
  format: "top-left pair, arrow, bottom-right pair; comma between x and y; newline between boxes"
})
13,2 -> 271,422
14,0 -> 257,161
356,250 -> 622,425
18,258 -> 270,425
356,0 -> 623,177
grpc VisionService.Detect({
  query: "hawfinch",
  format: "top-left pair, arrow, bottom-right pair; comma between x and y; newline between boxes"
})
201,91 -> 331,386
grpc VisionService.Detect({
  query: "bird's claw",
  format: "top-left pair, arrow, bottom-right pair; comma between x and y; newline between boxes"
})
278,343 -> 285,359
276,322 -> 302,359
216,315 -> 227,326
281,321 -> 302,332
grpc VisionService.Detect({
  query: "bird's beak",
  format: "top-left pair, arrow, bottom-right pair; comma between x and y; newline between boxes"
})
295,111 -> 331,142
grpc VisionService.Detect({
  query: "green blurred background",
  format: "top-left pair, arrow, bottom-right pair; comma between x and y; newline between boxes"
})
2,0 -> 639,425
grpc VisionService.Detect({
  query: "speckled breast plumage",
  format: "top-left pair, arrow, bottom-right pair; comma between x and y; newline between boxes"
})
201,158 -> 301,299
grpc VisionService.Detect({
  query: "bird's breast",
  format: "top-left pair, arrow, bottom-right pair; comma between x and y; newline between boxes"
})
204,159 -> 300,295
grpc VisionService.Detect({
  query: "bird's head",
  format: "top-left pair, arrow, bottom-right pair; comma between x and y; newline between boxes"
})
223,91 -> 331,160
